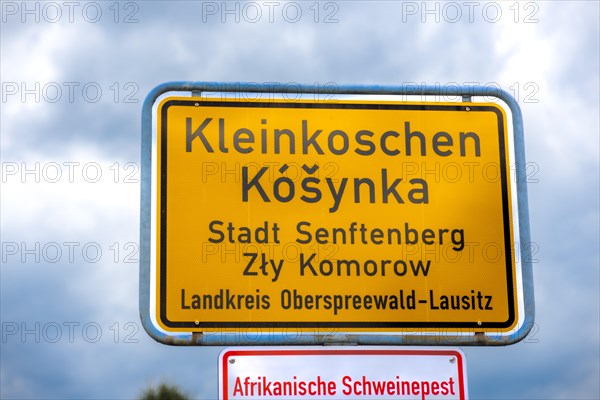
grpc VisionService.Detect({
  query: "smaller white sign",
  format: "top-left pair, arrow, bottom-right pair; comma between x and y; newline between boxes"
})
218,346 -> 468,400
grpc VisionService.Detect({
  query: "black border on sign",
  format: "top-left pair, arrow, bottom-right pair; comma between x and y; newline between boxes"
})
158,100 -> 514,330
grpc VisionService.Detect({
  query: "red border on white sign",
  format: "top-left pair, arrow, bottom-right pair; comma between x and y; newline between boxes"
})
219,347 -> 468,400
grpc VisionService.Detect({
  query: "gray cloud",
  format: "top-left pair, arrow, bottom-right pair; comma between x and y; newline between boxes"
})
1,1 -> 599,399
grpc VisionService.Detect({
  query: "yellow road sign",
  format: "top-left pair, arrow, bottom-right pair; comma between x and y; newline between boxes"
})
152,96 -> 518,334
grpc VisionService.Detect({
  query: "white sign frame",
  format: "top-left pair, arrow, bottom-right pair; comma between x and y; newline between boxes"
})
218,346 -> 468,400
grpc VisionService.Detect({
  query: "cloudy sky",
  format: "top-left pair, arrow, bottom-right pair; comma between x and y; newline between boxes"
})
1,1 -> 599,399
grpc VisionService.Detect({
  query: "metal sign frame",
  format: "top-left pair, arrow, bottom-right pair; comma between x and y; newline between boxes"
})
139,82 -> 534,346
